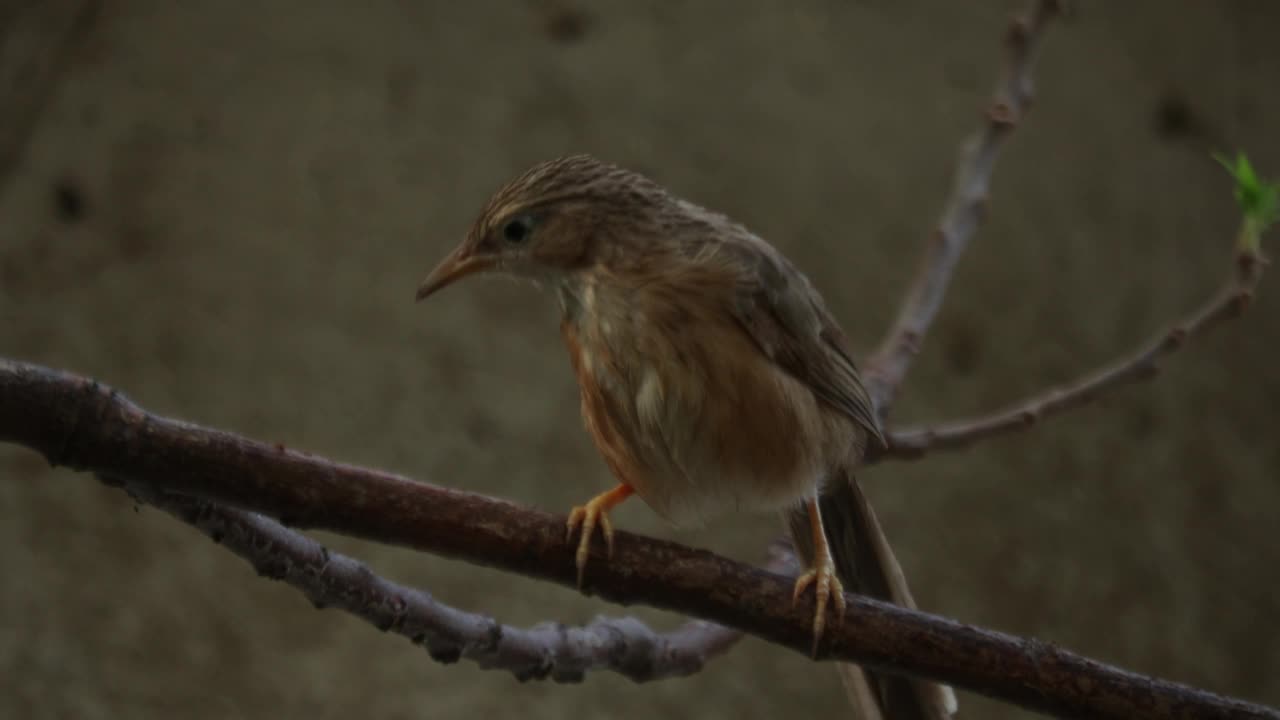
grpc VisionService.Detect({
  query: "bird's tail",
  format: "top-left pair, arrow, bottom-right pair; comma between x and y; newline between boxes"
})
786,467 -> 957,720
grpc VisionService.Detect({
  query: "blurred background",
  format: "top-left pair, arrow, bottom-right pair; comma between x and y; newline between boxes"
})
2,1 -> 1278,718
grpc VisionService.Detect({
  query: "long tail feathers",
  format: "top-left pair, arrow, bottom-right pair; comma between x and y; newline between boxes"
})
786,468 -> 957,719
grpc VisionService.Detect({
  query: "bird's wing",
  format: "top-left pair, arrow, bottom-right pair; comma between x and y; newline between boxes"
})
719,237 -> 884,446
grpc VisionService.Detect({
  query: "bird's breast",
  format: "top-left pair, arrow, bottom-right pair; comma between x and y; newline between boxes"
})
560,280 -> 847,525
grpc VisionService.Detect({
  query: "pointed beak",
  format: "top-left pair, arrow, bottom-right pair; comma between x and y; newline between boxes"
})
414,247 -> 495,302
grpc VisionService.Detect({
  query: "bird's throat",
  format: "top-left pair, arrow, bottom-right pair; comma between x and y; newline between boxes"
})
556,275 -> 622,331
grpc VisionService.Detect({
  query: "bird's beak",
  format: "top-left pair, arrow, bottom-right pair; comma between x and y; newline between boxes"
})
415,247 -> 495,301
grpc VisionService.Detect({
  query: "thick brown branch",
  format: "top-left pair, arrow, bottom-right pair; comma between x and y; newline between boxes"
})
880,246 -> 1267,461
1,358 -> 1274,720
116,480 -> 773,684
865,0 -> 1062,412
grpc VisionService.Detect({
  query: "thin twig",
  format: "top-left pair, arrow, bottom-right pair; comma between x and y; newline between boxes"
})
879,246 -> 1267,460
0,359 -> 1274,720
865,0 -> 1063,413
115,480 -> 779,684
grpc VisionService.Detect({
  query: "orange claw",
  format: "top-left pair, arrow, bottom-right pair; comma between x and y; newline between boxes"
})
792,555 -> 847,656
792,497 -> 847,655
565,483 -> 634,587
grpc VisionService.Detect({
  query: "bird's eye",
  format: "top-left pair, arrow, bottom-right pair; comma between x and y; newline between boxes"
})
502,214 -> 535,245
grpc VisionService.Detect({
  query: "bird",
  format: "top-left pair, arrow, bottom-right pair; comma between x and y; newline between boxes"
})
416,154 -> 956,719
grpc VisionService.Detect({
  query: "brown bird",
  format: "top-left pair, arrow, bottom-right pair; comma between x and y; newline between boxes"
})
417,155 -> 956,719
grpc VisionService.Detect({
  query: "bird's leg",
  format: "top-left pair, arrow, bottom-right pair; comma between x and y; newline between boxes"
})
792,495 -> 846,656
565,483 -> 635,587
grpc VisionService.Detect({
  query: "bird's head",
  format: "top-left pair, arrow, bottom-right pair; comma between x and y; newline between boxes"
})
415,154 -> 668,301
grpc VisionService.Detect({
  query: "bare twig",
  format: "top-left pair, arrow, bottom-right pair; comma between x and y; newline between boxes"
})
864,0 -> 1062,413
116,480 -> 778,684
1,358 -> 1275,720
879,246 -> 1267,461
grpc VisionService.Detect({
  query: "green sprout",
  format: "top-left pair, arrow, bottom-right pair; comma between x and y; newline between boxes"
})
1214,151 -> 1278,255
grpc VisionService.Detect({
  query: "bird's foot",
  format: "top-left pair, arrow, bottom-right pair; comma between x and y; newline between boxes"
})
565,484 -> 634,587
792,554 -> 846,656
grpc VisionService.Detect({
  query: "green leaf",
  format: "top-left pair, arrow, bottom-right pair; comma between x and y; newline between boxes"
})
1214,151 -> 1278,253
1215,152 -> 1279,225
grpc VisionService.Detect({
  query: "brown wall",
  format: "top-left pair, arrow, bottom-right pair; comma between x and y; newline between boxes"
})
2,1 -> 1277,718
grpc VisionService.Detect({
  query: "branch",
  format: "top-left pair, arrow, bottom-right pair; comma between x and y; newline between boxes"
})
1,358 -> 1275,720
865,0 -> 1063,412
880,243 -> 1267,461
116,480 -> 779,684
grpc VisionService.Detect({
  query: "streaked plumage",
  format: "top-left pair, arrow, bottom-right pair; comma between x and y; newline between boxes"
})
417,155 -> 955,720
